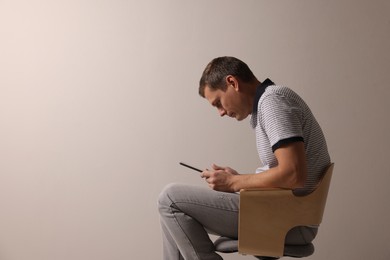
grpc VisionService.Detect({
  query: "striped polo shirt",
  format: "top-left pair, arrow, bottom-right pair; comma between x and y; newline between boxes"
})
250,79 -> 330,195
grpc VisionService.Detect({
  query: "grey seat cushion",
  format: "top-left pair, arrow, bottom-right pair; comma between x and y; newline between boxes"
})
214,237 -> 314,258
214,236 -> 238,253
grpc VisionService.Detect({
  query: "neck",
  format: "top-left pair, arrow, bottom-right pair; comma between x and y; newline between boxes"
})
246,79 -> 261,98
239,79 -> 260,115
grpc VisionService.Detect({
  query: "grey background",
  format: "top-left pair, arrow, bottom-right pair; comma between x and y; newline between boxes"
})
1,0 -> 389,259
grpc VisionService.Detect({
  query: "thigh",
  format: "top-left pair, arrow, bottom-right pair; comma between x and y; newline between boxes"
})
161,183 -> 240,238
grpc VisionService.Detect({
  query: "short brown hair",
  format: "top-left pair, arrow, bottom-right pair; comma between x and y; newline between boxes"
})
199,56 -> 256,97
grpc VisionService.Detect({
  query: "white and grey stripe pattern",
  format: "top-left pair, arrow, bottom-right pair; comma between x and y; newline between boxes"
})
250,81 -> 330,195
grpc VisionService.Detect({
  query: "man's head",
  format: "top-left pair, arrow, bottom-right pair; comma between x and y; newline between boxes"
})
199,56 -> 258,121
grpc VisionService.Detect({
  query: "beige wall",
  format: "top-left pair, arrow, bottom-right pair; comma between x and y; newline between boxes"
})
1,0 -> 389,259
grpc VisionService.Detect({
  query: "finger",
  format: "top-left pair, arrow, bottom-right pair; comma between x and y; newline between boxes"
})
201,169 -> 211,178
212,163 -> 225,170
214,169 -> 227,176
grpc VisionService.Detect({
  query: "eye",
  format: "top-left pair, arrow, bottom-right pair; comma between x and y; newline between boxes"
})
215,100 -> 222,109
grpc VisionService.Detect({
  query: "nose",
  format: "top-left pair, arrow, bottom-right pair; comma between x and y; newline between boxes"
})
218,108 -> 227,117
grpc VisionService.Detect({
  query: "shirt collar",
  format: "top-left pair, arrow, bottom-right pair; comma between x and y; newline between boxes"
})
250,78 -> 275,128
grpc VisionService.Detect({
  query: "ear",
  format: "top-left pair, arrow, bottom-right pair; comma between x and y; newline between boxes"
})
225,75 -> 240,91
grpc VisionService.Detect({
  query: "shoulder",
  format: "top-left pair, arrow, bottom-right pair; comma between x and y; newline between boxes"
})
262,85 -> 298,98
259,85 -> 297,108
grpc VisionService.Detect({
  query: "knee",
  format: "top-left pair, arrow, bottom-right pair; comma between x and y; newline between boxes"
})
157,183 -> 180,213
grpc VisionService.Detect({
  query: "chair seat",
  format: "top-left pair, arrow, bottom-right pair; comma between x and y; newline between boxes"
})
214,237 -> 314,258
214,237 -> 239,253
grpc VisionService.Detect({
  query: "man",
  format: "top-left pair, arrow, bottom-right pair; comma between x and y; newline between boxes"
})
158,56 -> 330,260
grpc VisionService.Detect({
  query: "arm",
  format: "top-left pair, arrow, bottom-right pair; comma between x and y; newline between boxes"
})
201,141 -> 307,192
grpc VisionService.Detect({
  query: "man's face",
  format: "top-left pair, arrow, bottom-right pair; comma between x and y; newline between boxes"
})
204,85 -> 250,121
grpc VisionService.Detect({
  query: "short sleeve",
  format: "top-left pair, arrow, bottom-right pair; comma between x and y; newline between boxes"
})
258,93 -> 304,152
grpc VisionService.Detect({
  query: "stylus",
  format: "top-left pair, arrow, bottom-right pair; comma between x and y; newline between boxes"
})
179,162 -> 203,173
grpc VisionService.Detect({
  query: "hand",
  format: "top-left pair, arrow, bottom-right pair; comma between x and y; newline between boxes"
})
211,164 -> 239,175
201,164 -> 239,192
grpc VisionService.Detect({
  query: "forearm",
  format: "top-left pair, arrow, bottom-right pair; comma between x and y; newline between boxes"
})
229,141 -> 309,192
203,142 -> 307,193
230,165 -> 306,192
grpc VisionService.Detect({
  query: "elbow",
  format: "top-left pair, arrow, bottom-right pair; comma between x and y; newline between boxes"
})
293,174 -> 306,189
285,167 -> 307,189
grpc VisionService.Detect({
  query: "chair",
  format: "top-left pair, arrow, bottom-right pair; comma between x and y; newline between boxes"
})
214,163 -> 334,259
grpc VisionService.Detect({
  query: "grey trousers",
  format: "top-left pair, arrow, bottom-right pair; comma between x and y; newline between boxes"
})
157,183 -> 317,260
